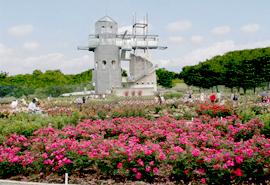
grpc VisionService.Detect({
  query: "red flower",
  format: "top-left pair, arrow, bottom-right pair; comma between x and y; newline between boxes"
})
210,94 -> 216,102
117,162 -> 123,169
201,178 -> 206,184
233,168 -> 243,177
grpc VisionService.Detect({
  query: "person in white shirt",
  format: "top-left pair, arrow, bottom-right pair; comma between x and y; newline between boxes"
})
10,100 -> 18,109
75,97 -> 83,111
28,98 -> 41,113
200,92 -> 205,102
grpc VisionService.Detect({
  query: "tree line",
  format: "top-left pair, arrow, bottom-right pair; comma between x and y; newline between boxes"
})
180,47 -> 270,93
0,69 -> 93,98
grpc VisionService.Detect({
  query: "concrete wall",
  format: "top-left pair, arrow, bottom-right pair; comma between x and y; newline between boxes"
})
129,54 -> 153,79
131,71 -> 157,91
113,87 -> 155,97
94,45 -> 121,94
95,19 -> 117,36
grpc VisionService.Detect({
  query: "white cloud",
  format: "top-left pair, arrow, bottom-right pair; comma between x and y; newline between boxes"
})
211,25 -> 231,35
0,43 -> 14,56
191,35 -> 204,44
7,24 -> 33,37
23,41 -> 40,50
0,43 -> 93,75
156,59 -> 170,68
168,36 -> 184,44
241,24 -> 260,33
166,20 -> 192,32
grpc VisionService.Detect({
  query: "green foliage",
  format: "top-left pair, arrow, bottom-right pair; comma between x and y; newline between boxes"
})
180,47 -> 270,92
0,69 -> 93,98
172,78 -> 184,86
259,113 -> 270,138
0,112 -> 82,136
0,72 -> 8,79
156,68 -> 179,88
121,69 -> 128,77
97,110 -> 107,120
163,92 -> 183,99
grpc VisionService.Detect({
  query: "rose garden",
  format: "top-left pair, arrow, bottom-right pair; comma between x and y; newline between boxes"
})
0,97 -> 269,185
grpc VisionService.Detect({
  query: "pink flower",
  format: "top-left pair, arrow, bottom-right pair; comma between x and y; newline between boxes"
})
213,164 -> 221,170
170,155 -> 176,160
137,159 -> 144,166
145,166 -> 151,173
43,159 -> 53,165
132,168 -> 138,173
135,172 -> 142,179
62,158 -> 72,164
246,149 -> 253,157
159,152 -> 166,160
197,168 -> 205,175
226,160 -> 234,167
149,161 -> 154,166
192,148 -> 200,157
235,156 -> 243,164
153,167 -> 159,175
144,149 -> 153,155
174,146 -> 184,153
117,162 -> 123,169
233,168 -> 243,177
42,153 -> 48,159
201,178 -> 206,184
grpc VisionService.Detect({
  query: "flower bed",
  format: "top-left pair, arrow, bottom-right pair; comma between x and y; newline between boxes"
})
0,116 -> 269,184
196,104 -> 233,118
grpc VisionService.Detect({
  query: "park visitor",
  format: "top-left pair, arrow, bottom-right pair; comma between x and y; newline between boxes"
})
209,93 -> 216,103
200,92 -> 205,102
28,98 -> 41,114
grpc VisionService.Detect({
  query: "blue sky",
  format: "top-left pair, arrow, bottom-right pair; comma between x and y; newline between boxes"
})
1,0 -> 270,74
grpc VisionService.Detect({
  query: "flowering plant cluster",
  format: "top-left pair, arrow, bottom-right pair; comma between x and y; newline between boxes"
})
0,115 -> 269,184
196,104 -> 233,118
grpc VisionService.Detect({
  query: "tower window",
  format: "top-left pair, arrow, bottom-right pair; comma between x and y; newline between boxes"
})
112,60 -> 116,69
102,60 -> 106,69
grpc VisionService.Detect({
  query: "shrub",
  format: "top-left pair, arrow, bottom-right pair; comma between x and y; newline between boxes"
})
196,104 -> 232,118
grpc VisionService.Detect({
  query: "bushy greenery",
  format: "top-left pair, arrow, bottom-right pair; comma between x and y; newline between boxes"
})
163,92 -> 183,99
0,112 -> 83,137
180,47 -> 270,93
0,67 -> 183,98
0,69 -> 93,98
156,68 -> 180,88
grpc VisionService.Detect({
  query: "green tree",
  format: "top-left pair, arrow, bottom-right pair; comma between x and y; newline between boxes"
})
156,68 -> 176,88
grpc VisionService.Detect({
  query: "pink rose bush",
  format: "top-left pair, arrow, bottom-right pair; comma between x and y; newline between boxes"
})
0,115 -> 269,184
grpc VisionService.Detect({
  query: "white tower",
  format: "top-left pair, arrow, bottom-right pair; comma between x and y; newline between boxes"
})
78,15 -> 167,96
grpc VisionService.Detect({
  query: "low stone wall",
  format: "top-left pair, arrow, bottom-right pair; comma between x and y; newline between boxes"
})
113,87 -> 155,97
0,180 -> 77,185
